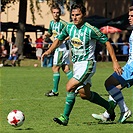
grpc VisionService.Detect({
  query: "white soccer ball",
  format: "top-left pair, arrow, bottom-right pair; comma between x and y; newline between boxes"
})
34,63 -> 38,67
7,110 -> 25,127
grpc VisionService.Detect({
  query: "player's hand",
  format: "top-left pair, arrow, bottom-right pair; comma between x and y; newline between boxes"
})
41,50 -> 51,61
113,61 -> 123,75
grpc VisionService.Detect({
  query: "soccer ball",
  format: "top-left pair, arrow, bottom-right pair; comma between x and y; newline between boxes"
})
34,63 -> 38,67
7,110 -> 25,127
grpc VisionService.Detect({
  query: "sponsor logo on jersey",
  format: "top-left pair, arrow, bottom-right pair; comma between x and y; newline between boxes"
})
71,37 -> 83,48
52,30 -> 58,37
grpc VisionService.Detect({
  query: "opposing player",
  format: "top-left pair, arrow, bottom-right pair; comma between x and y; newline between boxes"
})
42,3 -> 122,126
92,6 -> 133,123
43,3 -> 73,96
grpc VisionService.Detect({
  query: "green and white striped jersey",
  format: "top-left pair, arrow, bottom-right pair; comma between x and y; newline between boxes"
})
48,19 -> 67,39
48,19 -> 68,51
57,22 -> 108,62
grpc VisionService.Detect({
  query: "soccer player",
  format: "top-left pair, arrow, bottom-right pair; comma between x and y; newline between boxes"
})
42,3 -> 122,126
44,3 -> 73,96
92,6 -> 133,123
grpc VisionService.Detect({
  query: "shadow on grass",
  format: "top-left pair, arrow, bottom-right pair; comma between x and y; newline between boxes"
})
122,121 -> 133,124
83,121 -> 116,125
15,128 -> 34,130
83,120 -> 133,125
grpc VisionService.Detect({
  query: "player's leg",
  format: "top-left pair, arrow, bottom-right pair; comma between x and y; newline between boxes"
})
53,61 -> 87,125
45,50 -> 62,96
105,73 -> 132,123
77,61 -> 115,118
53,60 -> 115,125
92,73 -> 132,123
45,65 -> 60,96
79,84 -> 116,121
62,64 -> 73,80
62,50 -> 73,80
53,77 -> 79,126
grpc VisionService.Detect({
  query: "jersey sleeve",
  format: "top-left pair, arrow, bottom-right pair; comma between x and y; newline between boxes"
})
57,25 -> 69,41
90,26 -> 108,44
47,21 -> 53,36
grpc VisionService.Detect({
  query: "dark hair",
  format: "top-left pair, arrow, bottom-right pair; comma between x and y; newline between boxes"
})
71,3 -> 86,15
50,3 -> 61,14
129,6 -> 133,11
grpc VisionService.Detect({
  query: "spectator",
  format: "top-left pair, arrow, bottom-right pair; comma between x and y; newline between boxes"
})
43,37 -> 53,67
35,35 -> 44,60
117,34 -> 123,54
23,35 -> 32,58
109,38 -> 118,54
11,32 -> 16,44
95,41 -> 106,62
8,44 -> 18,66
122,34 -> 129,55
0,45 -> 8,67
0,35 -> 10,54
122,42 -> 129,55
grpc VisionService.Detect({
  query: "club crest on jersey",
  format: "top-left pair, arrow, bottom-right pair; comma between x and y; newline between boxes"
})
71,37 -> 83,48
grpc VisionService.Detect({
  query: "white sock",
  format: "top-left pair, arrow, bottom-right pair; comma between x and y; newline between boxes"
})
118,100 -> 128,113
103,111 -> 110,118
108,95 -> 116,102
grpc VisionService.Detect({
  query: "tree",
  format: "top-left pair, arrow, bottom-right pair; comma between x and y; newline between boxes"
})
1,0 -> 43,58
1,0 -> 17,12
1,0 -> 69,58
15,0 -> 27,58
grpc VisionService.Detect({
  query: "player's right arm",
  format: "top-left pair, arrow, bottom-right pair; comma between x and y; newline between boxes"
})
43,21 -> 53,38
42,23 -> 69,60
44,32 -> 51,38
41,39 -> 63,60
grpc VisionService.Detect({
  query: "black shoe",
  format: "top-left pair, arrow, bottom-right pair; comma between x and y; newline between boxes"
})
45,90 -> 59,97
110,112 -> 116,121
107,101 -> 116,121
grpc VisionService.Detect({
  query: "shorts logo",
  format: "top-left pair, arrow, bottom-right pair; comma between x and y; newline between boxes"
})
75,75 -> 79,79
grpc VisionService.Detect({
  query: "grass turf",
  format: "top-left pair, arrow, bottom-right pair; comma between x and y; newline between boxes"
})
0,60 -> 133,133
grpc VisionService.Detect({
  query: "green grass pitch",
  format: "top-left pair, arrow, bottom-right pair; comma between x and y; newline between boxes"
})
0,60 -> 133,133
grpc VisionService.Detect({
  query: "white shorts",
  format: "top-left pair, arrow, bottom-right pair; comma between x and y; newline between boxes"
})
53,49 -> 70,66
73,60 -> 96,85
36,48 -> 43,57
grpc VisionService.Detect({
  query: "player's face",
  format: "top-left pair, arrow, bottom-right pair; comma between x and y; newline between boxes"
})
51,9 -> 60,21
128,10 -> 133,25
71,8 -> 85,27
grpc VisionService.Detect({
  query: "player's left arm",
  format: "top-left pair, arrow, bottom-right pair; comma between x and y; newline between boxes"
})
90,26 -> 122,75
105,41 -> 122,75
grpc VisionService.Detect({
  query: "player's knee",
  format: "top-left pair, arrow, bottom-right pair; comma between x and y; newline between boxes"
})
66,83 -> 77,92
62,65 -> 70,73
66,86 -> 75,92
63,68 -> 70,73
80,93 -> 87,100
64,69 -> 68,73
104,76 -> 113,90
79,90 -> 91,100
52,65 -> 60,72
